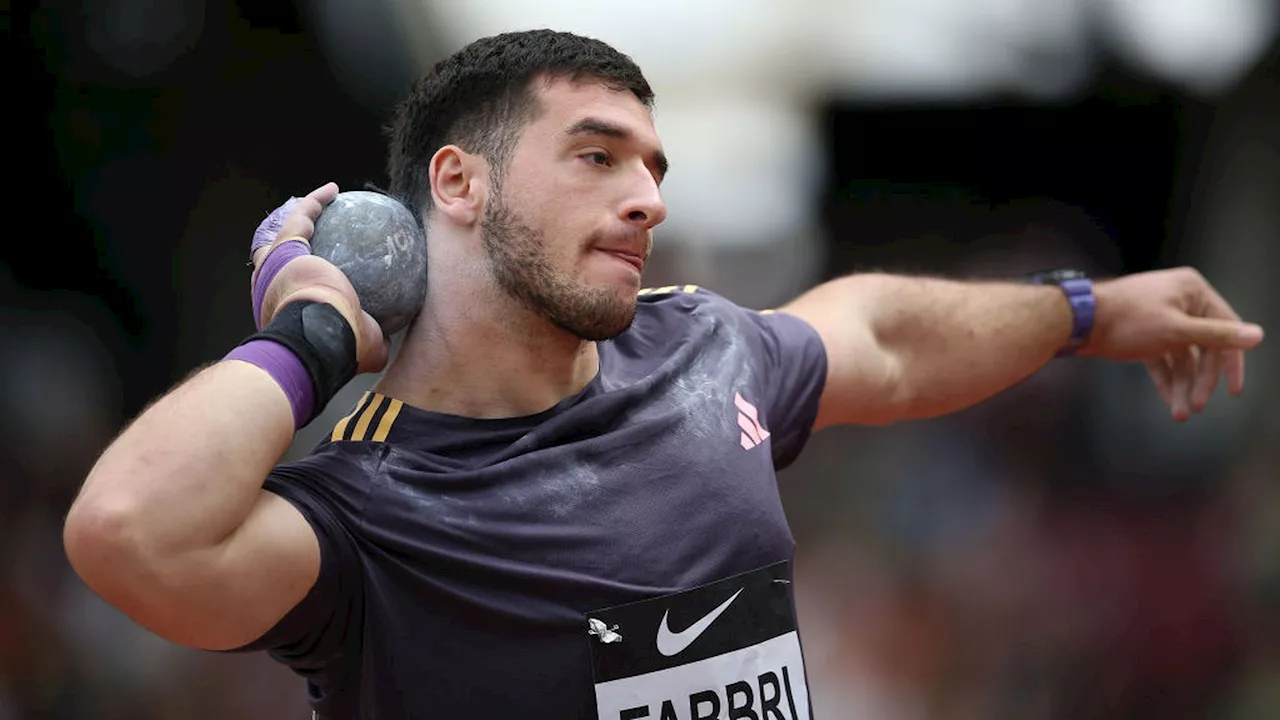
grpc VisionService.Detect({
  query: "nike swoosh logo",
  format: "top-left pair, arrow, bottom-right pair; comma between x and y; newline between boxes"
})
656,588 -> 744,657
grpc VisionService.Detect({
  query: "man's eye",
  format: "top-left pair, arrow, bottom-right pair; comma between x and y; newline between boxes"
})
584,151 -> 611,166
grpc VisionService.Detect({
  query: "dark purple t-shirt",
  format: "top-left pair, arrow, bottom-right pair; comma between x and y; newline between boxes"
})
238,286 -> 828,719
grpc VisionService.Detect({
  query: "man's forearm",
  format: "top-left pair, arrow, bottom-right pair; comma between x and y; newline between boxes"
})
786,273 -> 1075,426
67,362 -> 296,565
859,274 -> 1073,419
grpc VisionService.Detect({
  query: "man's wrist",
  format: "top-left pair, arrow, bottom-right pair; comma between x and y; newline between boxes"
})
223,339 -> 315,428
223,300 -> 358,429
1028,269 -> 1096,357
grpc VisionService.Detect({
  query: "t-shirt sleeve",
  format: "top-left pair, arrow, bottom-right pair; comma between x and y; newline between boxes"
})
743,308 -> 828,469
689,288 -> 829,470
223,447 -> 371,683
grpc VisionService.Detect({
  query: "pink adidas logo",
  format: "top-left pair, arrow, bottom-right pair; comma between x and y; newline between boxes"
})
735,392 -> 770,450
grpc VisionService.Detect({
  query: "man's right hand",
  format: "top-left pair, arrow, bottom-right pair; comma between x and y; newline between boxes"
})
252,182 -> 390,375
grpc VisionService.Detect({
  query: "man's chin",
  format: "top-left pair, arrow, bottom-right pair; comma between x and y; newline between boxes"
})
569,312 -> 637,342
556,298 -> 638,342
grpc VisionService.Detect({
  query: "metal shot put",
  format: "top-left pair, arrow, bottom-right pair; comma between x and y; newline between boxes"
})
310,191 -> 427,336
251,190 -> 427,336
65,29 -> 1266,720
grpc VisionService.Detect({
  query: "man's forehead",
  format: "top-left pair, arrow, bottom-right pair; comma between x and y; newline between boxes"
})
534,77 -> 659,139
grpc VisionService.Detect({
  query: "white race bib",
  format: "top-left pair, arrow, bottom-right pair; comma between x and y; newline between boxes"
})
586,562 -> 811,720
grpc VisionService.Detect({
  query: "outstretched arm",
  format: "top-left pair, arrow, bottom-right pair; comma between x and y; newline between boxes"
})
780,268 -> 1265,430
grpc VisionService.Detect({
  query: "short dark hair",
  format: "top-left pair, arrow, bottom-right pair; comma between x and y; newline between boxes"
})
386,29 -> 654,217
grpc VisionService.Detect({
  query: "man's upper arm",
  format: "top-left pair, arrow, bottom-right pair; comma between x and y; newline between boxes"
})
222,453 -> 369,672
779,280 -> 907,429
105,488 -> 320,651
135,452 -> 366,658
184,490 -> 323,650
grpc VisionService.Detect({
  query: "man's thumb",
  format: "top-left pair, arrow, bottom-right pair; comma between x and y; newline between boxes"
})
1181,318 -> 1265,348
356,310 -> 390,374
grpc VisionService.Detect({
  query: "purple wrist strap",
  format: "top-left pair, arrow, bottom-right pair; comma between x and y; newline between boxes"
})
1055,277 -> 1096,357
223,339 -> 316,429
252,240 -> 311,329
251,197 -> 300,258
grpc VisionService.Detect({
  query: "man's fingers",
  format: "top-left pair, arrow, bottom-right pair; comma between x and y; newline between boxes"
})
1169,348 -> 1196,422
1181,281 -> 1257,395
1176,317 -> 1265,350
309,181 -> 339,205
1193,282 -> 1249,397
251,183 -> 340,271
272,214 -> 314,255
273,183 -> 338,245
1191,347 -> 1219,412
273,198 -> 322,246
1145,357 -> 1174,409
251,197 -> 300,267
1224,348 -> 1246,396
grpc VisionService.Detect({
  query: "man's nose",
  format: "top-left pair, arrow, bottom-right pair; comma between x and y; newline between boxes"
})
620,172 -> 667,229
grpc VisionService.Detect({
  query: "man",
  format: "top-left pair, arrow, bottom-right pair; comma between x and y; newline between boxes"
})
63,29 -> 1263,720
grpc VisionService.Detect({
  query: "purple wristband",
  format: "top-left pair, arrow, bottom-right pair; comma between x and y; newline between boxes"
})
251,197 -> 300,258
252,240 -> 311,329
223,339 -> 316,429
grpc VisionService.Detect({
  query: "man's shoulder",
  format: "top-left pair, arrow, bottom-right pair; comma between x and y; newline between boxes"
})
636,283 -> 719,309
596,284 -> 762,385
636,283 -> 707,303
629,283 -> 785,339
622,284 -> 729,349
632,283 -> 758,323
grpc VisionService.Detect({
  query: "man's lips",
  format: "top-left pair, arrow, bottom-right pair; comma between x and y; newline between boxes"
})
599,249 -> 646,271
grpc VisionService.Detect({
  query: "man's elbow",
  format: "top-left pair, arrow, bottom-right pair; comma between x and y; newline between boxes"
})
63,471 -> 185,619
64,489 -> 148,602
64,489 -> 213,647
863,371 -> 915,426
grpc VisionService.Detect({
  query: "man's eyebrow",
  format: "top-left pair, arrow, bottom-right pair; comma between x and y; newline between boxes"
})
565,117 -> 630,140
565,117 -> 669,181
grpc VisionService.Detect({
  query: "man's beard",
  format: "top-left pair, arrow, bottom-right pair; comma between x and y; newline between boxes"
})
480,195 -> 638,342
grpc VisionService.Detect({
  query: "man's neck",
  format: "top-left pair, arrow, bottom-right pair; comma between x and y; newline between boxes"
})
375,286 -> 600,420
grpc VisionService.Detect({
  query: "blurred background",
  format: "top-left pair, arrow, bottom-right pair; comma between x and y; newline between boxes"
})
6,0 -> 1280,717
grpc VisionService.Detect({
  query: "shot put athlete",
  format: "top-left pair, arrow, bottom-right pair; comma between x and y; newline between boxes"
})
64,30 -> 1265,720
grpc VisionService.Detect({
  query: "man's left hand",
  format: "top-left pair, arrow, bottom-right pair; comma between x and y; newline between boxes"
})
1085,267 -> 1265,421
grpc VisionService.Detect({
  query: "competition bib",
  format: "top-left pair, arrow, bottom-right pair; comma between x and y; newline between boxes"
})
586,562 -> 811,720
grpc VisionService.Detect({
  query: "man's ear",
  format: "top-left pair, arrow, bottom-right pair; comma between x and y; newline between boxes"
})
429,145 -> 487,226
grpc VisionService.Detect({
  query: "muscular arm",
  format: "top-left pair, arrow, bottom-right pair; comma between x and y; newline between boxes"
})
63,361 -> 320,650
63,183 -> 385,652
66,183 -> 386,651
781,273 -> 1073,429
